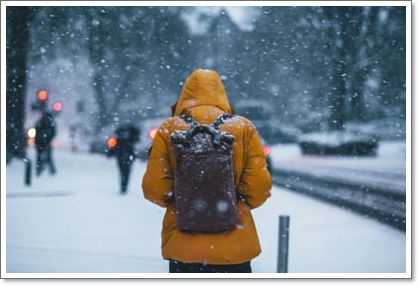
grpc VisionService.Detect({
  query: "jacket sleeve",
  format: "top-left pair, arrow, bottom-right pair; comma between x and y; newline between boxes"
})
237,125 -> 272,209
142,125 -> 174,208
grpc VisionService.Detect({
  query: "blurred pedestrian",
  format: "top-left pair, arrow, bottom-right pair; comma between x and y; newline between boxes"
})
111,124 -> 140,195
69,124 -> 78,153
142,69 -> 272,273
34,111 -> 57,176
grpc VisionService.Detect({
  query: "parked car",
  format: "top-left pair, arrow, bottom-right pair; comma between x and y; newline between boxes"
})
298,131 -> 379,156
234,100 -> 300,144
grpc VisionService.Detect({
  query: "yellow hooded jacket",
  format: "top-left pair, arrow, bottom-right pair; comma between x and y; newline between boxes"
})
142,69 -> 272,265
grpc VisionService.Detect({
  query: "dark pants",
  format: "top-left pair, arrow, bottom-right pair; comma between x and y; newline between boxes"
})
117,153 -> 133,194
35,145 -> 56,175
169,260 -> 252,273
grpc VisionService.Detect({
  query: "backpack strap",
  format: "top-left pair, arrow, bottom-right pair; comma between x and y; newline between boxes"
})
212,114 -> 233,129
180,113 -> 233,129
180,114 -> 199,128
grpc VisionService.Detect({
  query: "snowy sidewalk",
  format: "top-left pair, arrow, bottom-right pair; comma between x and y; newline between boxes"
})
3,147 -> 408,277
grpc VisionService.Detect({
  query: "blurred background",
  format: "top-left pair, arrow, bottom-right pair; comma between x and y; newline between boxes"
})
4,4 -> 409,275
6,5 -> 406,160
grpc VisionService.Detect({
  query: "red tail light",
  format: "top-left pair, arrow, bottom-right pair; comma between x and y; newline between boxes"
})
263,145 -> 271,156
149,128 -> 158,140
53,102 -> 62,112
107,137 -> 118,148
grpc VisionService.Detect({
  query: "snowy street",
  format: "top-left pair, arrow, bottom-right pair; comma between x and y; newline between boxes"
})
3,142 -> 408,277
269,142 -> 407,230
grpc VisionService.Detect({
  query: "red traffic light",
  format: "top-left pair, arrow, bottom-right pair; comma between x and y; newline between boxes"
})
37,90 -> 48,101
53,102 -> 62,112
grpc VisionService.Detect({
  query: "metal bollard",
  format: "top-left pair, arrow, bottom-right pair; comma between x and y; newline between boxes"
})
277,215 -> 290,273
22,157 -> 32,186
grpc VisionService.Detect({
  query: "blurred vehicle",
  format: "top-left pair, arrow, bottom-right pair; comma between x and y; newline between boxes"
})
298,131 -> 379,156
234,100 -> 300,144
88,116 -> 273,171
346,117 -> 406,141
88,117 -> 167,156
88,125 -> 115,155
257,123 -> 300,144
136,117 -> 167,161
88,118 -> 167,159
260,137 -> 272,172
89,136 -> 111,155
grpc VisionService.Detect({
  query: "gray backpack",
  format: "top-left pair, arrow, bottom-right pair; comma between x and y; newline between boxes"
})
170,114 -> 237,233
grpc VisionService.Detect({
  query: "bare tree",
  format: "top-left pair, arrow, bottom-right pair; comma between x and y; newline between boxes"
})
6,7 -> 32,161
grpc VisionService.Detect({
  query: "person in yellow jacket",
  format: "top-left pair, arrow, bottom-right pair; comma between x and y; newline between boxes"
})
142,69 -> 272,273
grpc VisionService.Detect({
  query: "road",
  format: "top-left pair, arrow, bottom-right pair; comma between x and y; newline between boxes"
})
269,142 -> 407,230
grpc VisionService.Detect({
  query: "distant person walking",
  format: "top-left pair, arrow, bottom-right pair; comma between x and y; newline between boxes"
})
111,124 -> 140,195
34,111 -> 57,176
142,69 -> 272,273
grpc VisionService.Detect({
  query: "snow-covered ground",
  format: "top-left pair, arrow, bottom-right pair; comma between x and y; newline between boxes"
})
2,141 -> 410,279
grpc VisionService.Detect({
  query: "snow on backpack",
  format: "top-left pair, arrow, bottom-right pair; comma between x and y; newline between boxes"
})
170,114 -> 237,233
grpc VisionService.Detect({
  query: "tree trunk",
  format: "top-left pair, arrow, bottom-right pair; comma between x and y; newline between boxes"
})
87,9 -> 110,134
6,7 -> 31,160
324,7 -> 348,131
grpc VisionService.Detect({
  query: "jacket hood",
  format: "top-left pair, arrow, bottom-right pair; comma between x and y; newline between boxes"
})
172,69 -> 232,116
